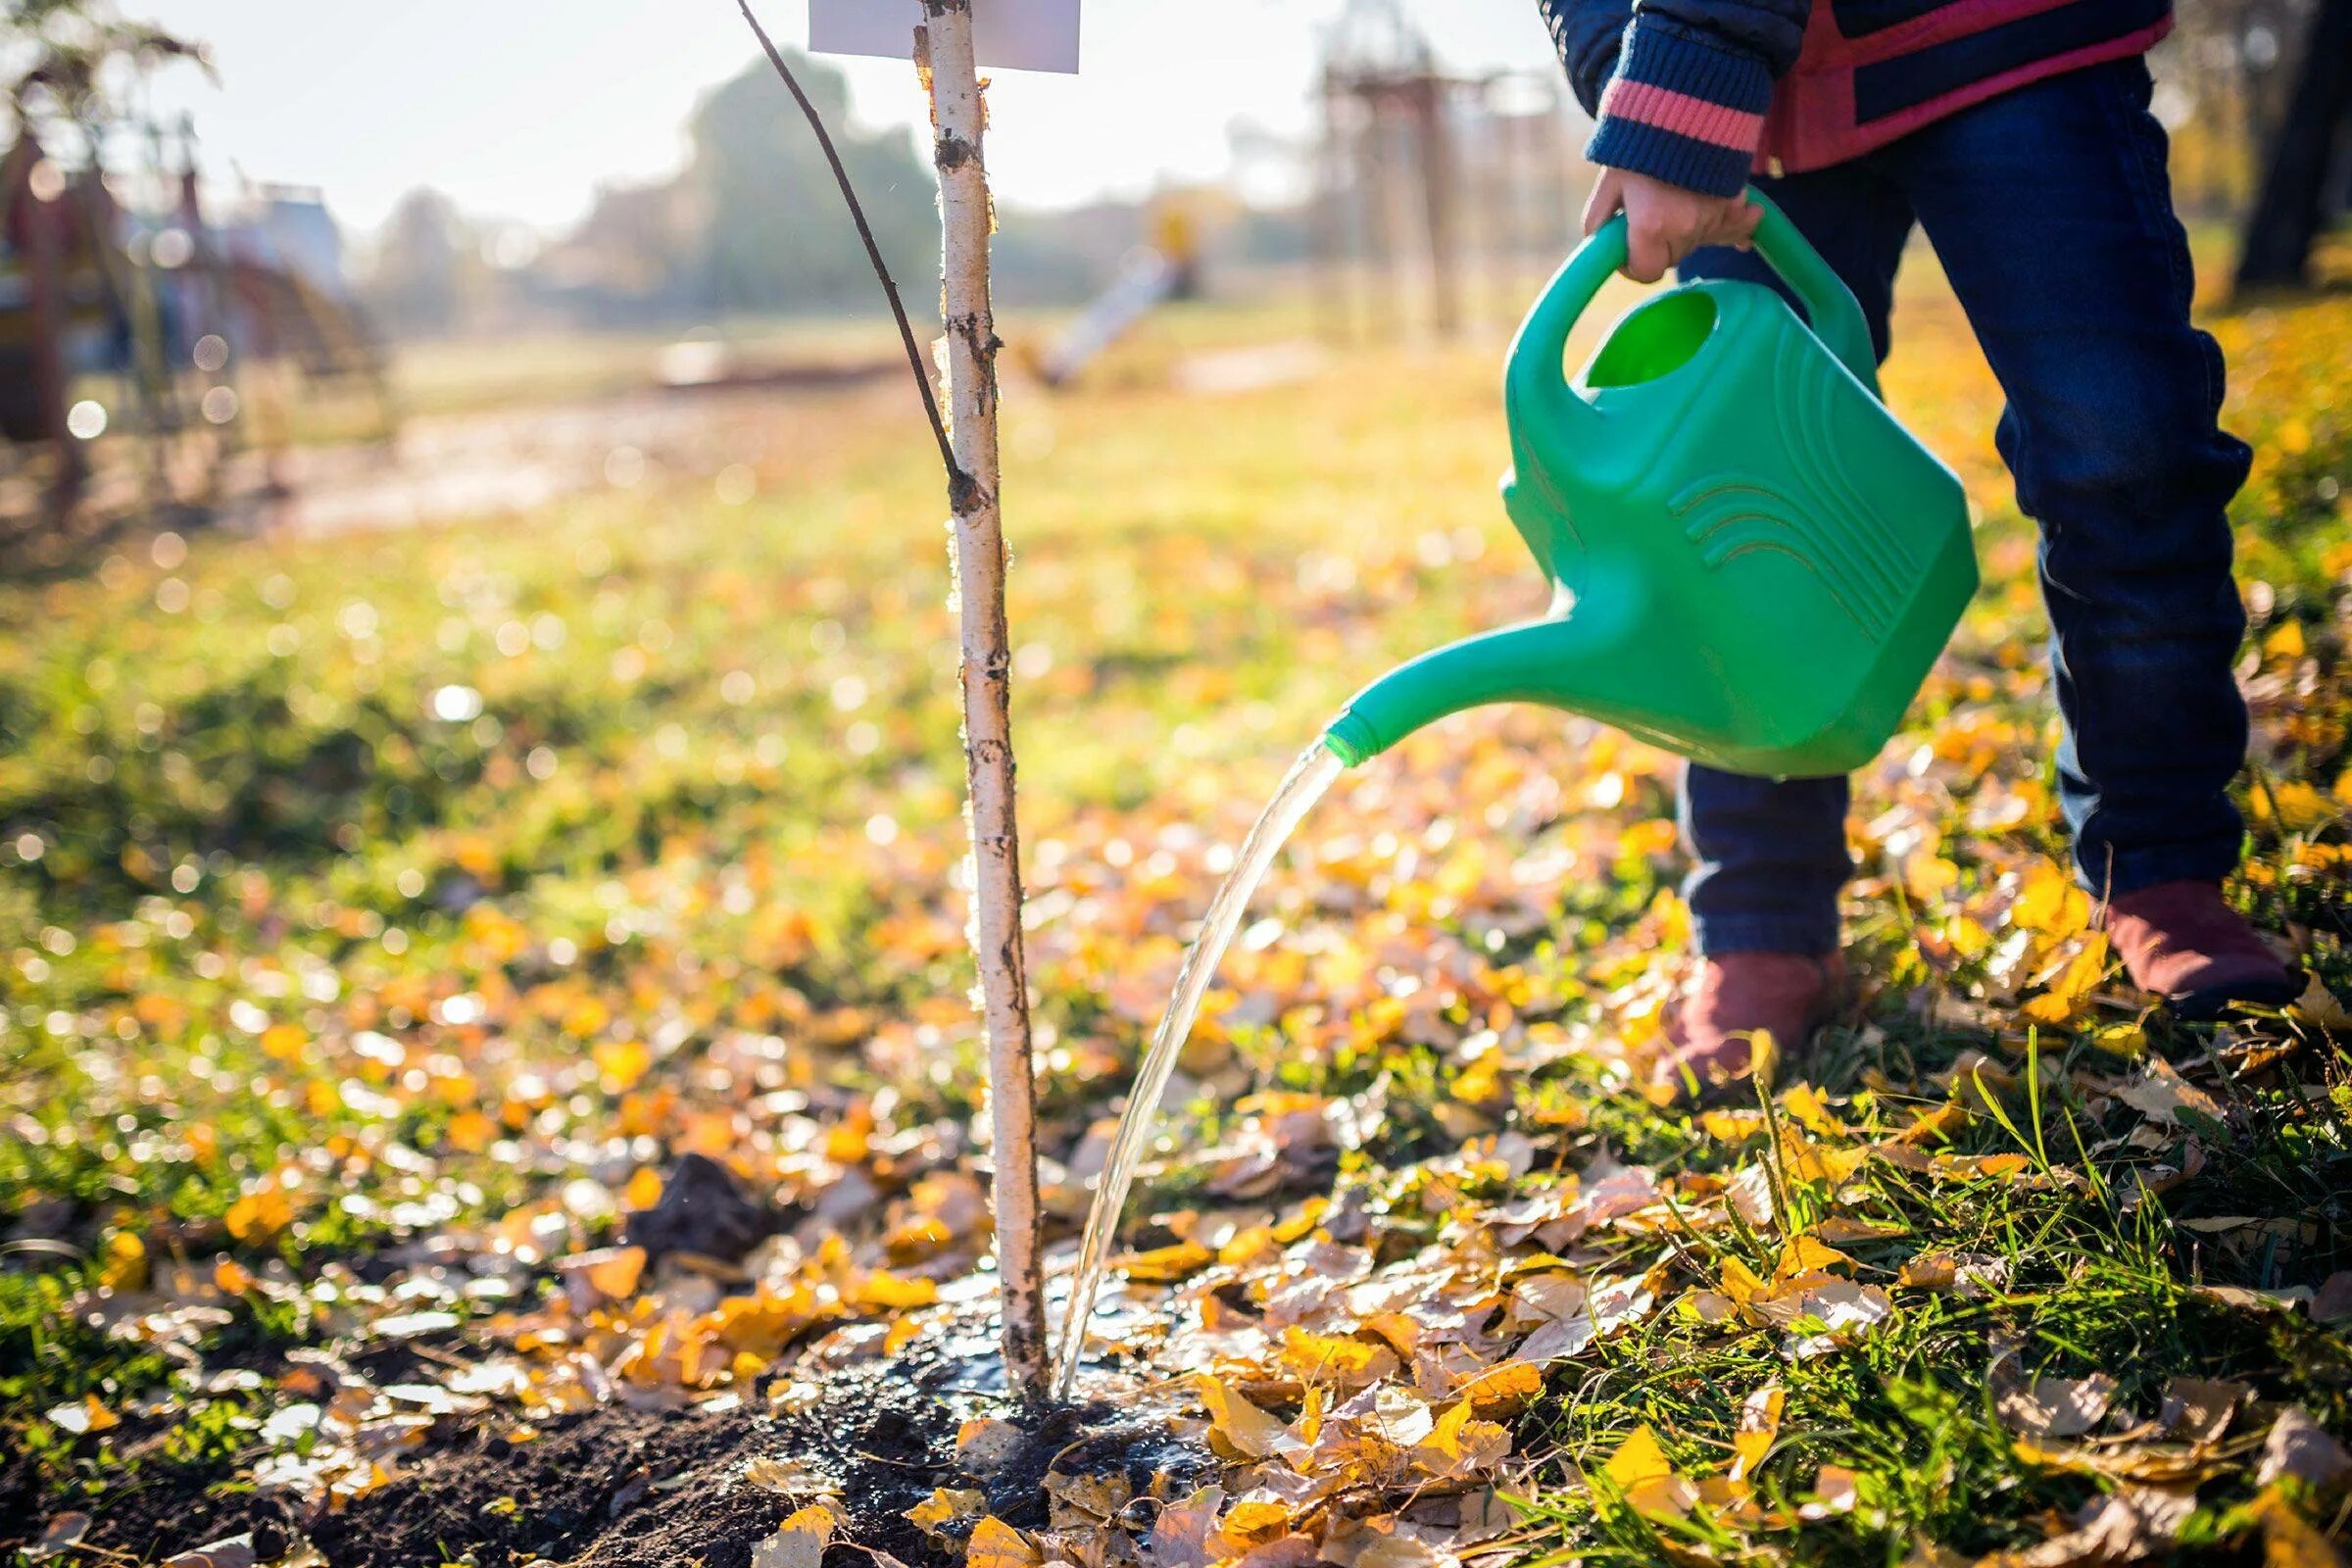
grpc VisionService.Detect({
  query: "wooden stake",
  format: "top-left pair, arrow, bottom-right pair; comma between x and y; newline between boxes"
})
919,0 -> 1050,1405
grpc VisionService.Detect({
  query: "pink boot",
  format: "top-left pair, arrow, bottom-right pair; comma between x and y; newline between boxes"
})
1649,952 -> 1847,1103
2100,880 -> 2298,1021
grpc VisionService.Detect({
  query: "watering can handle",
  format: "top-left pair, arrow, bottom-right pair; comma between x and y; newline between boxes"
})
1746,189 -> 1881,395
1505,187 -> 1881,431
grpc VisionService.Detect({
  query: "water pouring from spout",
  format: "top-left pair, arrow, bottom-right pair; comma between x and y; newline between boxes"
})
1051,188 -> 1976,1403
1051,743 -> 1343,1402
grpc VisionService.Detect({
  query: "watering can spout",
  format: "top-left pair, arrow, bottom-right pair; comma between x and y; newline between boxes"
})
1321,585 -> 1659,767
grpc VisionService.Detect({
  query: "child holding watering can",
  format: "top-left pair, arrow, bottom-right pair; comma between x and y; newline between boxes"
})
1535,0 -> 2300,1099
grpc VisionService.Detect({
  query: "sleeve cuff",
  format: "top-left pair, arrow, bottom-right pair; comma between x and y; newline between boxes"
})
1583,22 -> 1772,197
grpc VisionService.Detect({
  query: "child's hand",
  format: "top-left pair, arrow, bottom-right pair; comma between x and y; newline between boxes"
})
1582,169 -> 1761,283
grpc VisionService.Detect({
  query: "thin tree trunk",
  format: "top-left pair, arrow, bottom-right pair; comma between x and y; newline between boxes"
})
919,0 -> 1050,1406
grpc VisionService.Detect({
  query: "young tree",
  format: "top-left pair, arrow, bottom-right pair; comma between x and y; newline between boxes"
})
735,0 -> 1050,1404
921,0 -> 1050,1407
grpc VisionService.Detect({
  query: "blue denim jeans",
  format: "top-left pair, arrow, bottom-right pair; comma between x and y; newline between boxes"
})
1676,58 -> 2254,956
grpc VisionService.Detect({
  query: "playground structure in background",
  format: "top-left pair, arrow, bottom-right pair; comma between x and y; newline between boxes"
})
0,115 -> 393,527
1034,190 -> 1219,388
1312,0 -> 1591,344
1033,1 -> 1593,390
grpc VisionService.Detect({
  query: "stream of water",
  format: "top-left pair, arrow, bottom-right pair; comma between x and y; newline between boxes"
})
1050,741 -> 1346,1402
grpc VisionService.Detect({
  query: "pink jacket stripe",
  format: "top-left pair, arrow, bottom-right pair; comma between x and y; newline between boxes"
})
1597,79 -> 1771,153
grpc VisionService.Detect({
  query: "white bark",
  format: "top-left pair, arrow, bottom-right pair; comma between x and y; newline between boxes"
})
921,0 -> 1050,1405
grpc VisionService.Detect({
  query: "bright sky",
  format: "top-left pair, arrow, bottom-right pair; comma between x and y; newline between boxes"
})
138,2 -> 1569,237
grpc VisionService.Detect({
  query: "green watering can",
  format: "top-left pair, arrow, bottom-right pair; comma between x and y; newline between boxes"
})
1321,189 -> 1977,780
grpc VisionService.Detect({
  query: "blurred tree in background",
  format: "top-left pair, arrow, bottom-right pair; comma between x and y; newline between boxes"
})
684,53 -> 936,316
3,0 -> 207,134
489,49 -> 937,328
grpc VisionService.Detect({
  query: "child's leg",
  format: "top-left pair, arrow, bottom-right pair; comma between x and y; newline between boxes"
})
1892,60 -> 2254,896
1676,161 -> 1916,956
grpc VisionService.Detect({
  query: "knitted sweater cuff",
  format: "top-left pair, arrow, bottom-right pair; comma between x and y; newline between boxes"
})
1584,23 -> 1772,198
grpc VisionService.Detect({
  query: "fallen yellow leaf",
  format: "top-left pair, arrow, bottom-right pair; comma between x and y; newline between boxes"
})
966,1517 -> 1043,1568
749,1502 -> 838,1568
1600,1423 -> 1695,1519
1732,1385 -> 1784,1481
1280,1327 -> 1397,1389
1115,1242 -> 1214,1284
1194,1373 -> 1298,1461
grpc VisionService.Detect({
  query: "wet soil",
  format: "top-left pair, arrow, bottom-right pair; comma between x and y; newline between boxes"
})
6,1314 -> 1210,1568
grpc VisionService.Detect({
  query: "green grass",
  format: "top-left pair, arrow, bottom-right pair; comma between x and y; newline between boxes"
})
1,266 -> 2348,1565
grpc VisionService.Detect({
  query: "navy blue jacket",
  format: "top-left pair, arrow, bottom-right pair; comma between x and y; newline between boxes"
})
1539,0 -> 2174,194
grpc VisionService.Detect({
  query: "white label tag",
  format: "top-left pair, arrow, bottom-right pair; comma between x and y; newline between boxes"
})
808,0 -> 1081,73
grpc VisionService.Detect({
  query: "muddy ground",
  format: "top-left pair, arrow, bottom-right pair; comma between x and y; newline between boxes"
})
2,1373 -> 1205,1568
1,1315 -> 1207,1568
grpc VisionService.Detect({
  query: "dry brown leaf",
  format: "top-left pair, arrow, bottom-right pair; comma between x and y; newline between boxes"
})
162,1536 -> 258,1568
26,1513 -> 90,1563
1898,1250 -> 2009,1297
1780,1136 -> 1871,1186
1893,1102 -> 1971,1148
1997,1374 -> 2119,1440
1765,1280 -> 1895,1359
2257,1407 -> 2352,1496
1679,1289 -> 1739,1327
1195,1373 -> 1300,1461
1968,1487 -> 2189,1568
2113,1059 -> 2226,1128
1726,1162 -> 1780,1230
1448,1489 -> 1517,1545
2310,1273 -> 2352,1326
2190,1283 -> 2311,1314
2012,1438 -> 2227,1486
2156,1379 -> 2248,1446
2289,975 -> 2352,1034
1720,1255 -> 1770,1315
1147,1489 -> 1226,1568
1798,1464 -> 1861,1520
557,1253 -> 646,1319
742,1455 -> 834,1496
1930,1152 -> 2035,1182
1505,1272 -> 1586,1329
1220,1498 -> 1293,1546
1452,1359 -> 1544,1416
956,1417 -> 1026,1474
1320,1514 -> 1453,1568
1702,1109 -> 1767,1143
1042,1471 -> 1130,1533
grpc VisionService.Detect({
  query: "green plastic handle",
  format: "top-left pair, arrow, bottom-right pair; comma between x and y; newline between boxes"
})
1746,190 -> 1880,396
1503,213 -> 1628,441
1504,188 -> 1882,425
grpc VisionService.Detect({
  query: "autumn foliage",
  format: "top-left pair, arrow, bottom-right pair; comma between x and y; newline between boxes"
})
1,269 -> 2348,1566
